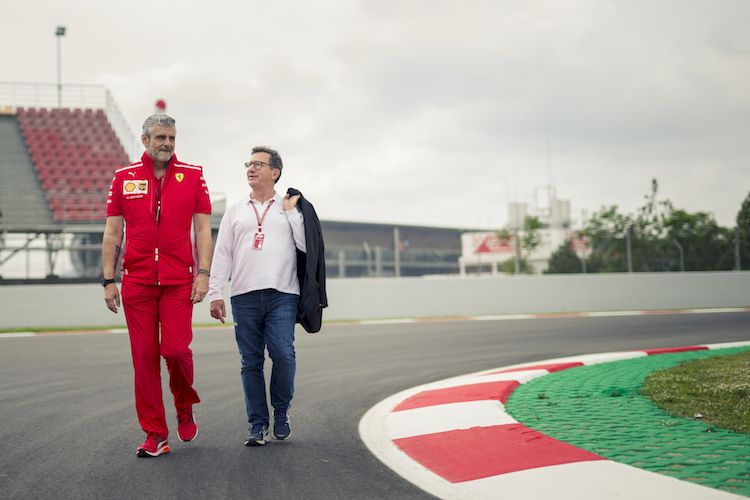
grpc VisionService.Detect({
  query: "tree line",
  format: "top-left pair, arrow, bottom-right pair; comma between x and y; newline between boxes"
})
507,180 -> 750,274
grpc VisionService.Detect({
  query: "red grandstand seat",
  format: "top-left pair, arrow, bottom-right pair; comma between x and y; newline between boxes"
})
40,178 -> 57,190
65,211 -> 82,221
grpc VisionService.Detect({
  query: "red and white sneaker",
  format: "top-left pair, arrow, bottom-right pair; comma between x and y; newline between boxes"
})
177,407 -> 198,442
136,432 -> 169,457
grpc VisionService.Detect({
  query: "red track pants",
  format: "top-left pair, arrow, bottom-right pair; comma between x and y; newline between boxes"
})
121,281 -> 201,437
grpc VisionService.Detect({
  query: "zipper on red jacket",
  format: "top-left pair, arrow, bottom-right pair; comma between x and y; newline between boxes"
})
154,177 -> 163,285
154,247 -> 159,285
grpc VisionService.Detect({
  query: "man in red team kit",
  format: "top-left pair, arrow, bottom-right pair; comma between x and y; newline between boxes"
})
101,114 -> 213,457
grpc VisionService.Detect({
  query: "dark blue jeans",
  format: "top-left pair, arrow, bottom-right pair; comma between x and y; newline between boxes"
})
231,289 -> 298,426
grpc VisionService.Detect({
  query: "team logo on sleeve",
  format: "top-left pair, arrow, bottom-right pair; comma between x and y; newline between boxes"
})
124,180 -> 148,195
175,173 -> 184,182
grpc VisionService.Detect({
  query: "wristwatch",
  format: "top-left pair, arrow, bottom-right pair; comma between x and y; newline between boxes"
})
101,278 -> 116,287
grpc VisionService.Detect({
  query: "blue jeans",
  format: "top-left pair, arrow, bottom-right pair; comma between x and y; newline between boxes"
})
231,289 -> 298,426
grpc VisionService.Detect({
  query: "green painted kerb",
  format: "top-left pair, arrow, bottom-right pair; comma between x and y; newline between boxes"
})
505,347 -> 750,497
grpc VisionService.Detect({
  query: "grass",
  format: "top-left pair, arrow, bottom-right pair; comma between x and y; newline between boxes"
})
641,350 -> 750,434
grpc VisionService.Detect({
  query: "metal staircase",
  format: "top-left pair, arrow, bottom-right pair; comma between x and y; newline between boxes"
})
0,114 -> 54,229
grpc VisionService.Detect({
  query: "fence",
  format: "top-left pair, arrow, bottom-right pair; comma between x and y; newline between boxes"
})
320,222 -> 462,279
546,227 -> 743,274
0,218 -> 746,281
0,190 -> 227,281
0,230 -> 102,280
325,247 -> 461,278
0,81 -> 139,161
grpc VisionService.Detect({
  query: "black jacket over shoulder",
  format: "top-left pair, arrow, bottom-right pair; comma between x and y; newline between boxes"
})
287,188 -> 327,333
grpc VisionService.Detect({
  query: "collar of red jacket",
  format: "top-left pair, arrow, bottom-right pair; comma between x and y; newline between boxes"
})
140,151 -> 179,180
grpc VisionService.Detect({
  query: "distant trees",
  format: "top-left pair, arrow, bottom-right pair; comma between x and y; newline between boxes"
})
544,241 -> 582,274
497,215 -> 542,274
546,179 -> 739,274
737,192 -> 750,270
663,209 -> 734,271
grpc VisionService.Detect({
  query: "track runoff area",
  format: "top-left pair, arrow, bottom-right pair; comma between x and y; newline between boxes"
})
358,308 -> 750,500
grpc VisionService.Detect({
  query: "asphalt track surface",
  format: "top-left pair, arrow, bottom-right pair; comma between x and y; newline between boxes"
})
1,311 -> 749,500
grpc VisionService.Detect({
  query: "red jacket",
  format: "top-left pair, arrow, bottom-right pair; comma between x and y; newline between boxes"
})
107,152 -> 211,285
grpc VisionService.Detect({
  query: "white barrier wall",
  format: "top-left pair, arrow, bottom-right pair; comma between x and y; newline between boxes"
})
0,272 -> 749,330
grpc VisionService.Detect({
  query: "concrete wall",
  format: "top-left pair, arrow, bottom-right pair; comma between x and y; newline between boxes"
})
1,272 -> 749,330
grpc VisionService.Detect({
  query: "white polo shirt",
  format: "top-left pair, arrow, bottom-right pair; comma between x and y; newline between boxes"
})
209,192 -> 306,302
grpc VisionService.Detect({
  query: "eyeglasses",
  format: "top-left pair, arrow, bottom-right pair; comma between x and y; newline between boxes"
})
244,161 -> 273,170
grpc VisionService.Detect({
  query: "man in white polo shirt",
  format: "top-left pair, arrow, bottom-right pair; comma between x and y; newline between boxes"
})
208,146 -> 306,445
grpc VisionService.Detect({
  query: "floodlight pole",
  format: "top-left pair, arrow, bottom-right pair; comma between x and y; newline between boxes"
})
55,26 -> 66,108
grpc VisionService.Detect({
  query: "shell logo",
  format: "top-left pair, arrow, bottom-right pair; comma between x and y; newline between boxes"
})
125,182 -> 136,192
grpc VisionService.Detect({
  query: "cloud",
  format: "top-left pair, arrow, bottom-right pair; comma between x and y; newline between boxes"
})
3,0 -> 749,228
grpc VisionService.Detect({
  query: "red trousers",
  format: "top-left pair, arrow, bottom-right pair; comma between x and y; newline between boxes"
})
121,281 -> 200,437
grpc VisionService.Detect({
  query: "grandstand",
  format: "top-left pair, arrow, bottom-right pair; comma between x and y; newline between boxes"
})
0,82 -> 137,229
15,107 -> 128,223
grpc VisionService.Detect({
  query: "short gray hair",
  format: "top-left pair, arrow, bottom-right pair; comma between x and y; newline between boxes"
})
142,114 -> 176,139
252,146 -> 283,183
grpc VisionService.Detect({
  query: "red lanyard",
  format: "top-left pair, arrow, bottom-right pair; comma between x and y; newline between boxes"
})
250,199 -> 274,233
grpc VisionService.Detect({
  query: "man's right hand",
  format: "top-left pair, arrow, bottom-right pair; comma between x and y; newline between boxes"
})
104,284 -> 120,314
210,299 -> 226,323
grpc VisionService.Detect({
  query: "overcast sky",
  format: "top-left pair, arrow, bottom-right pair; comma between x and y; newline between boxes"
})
3,0 -> 750,229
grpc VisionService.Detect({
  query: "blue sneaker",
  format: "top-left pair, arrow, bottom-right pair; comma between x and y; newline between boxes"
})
273,407 -> 292,441
245,423 -> 269,446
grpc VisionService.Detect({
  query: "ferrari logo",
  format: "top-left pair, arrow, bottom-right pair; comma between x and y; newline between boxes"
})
175,173 -> 184,182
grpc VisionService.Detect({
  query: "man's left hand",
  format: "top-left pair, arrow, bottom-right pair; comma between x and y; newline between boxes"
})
191,273 -> 209,304
283,193 -> 301,211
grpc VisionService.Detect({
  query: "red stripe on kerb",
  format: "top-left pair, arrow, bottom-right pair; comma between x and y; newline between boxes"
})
644,346 -> 708,355
488,362 -> 584,375
393,424 -> 606,483
393,380 -> 520,412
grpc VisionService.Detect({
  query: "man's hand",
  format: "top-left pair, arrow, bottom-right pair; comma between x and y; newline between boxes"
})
191,273 -> 209,304
283,193 -> 301,211
210,299 -> 226,323
104,284 -> 120,313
